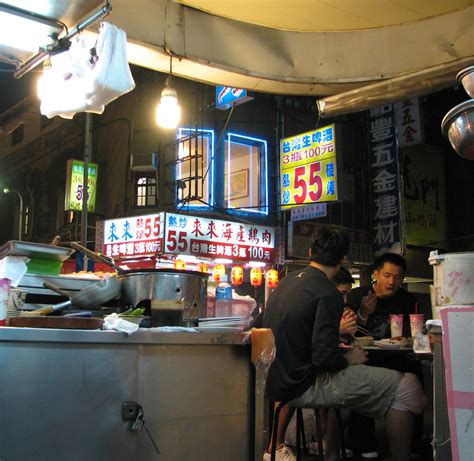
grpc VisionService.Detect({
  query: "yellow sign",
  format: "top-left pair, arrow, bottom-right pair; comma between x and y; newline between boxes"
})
280,124 -> 338,208
65,159 -> 98,212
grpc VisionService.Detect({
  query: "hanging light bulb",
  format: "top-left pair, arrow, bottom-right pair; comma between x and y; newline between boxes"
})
155,53 -> 181,129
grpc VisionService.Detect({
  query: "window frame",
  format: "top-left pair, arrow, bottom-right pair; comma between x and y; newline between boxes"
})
224,132 -> 269,215
176,127 -> 215,208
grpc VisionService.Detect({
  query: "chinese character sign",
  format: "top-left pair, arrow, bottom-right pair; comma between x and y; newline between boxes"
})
102,213 -> 165,258
65,159 -> 99,212
401,145 -> 447,247
280,124 -> 338,209
395,98 -> 423,148
164,213 -> 275,262
369,105 -> 403,256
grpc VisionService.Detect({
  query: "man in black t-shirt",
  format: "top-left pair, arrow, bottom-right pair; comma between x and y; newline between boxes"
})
346,253 -> 421,460
347,253 -> 417,339
261,228 -> 425,461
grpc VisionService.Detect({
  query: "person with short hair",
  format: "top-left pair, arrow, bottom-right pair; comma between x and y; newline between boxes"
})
348,253 -> 416,340
261,226 -> 426,461
346,253 -> 421,459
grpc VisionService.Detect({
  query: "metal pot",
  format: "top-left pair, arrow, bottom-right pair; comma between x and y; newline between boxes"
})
120,269 -> 208,326
70,243 -> 208,326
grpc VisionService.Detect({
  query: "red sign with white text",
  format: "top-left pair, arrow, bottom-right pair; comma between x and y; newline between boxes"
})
164,213 -> 275,262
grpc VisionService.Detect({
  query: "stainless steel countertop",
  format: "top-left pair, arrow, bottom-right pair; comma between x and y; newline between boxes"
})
0,326 -> 248,345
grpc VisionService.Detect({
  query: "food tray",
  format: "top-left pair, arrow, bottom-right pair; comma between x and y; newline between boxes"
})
0,241 -> 75,261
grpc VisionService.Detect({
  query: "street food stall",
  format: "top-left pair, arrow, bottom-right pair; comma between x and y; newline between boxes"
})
0,211 -> 278,460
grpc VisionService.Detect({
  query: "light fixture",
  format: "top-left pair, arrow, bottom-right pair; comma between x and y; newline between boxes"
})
250,267 -> 263,287
0,4 -> 62,53
3,187 -> 24,241
231,266 -> 244,286
155,53 -> 181,129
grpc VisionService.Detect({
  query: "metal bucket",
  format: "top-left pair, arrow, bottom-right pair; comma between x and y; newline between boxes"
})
120,269 -> 208,326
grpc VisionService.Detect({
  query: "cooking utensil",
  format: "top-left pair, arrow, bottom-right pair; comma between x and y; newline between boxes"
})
457,66 -> 474,98
70,242 -> 123,273
32,275 -> 121,315
441,99 -> 474,160
70,242 -> 209,326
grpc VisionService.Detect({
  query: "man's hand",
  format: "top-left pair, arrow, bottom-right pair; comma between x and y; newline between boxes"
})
339,308 -> 357,336
345,346 -> 368,365
359,291 -> 377,320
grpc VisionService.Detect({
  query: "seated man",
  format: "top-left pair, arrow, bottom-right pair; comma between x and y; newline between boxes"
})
346,253 -> 422,459
265,266 -> 358,459
262,226 -> 426,461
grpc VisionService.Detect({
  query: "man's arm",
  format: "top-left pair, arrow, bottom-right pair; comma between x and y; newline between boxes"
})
311,294 -> 348,371
347,286 -> 377,327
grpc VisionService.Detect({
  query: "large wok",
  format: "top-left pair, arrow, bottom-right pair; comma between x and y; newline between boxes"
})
70,243 -> 208,326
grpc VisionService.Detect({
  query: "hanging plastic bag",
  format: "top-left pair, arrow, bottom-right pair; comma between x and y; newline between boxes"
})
39,22 -> 135,119
87,22 -> 136,112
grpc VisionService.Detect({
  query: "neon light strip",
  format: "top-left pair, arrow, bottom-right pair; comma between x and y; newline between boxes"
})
227,132 -> 268,215
177,128 -> 215,207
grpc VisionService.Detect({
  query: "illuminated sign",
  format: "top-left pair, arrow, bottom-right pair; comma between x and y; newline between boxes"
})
65,159 -> 98,212
101,212 -> 276,263
164,213 -> 275,262
216,86 -> 253,110
279,124 -> 339,209
103,213 -> 165,258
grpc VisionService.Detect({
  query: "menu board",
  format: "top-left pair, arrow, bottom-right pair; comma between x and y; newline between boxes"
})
164,213 -> 275,262
280,124 -> 339,209
102,213 -> 165,258
101,212 -> 275,263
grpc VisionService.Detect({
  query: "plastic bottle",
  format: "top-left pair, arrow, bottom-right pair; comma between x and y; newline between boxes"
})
214,276 -> 233,318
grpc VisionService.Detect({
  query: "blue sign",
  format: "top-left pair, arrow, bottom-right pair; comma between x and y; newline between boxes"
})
216,86 -> 253,110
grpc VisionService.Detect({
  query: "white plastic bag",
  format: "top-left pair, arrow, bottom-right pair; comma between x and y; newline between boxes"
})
39,22 -> 135,119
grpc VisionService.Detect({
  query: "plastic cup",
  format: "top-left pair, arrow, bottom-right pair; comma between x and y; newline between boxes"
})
389,314 -> 404,337
409,313 -> 424,337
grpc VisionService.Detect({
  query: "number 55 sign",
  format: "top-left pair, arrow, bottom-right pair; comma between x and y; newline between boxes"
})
280,124 -> 340,209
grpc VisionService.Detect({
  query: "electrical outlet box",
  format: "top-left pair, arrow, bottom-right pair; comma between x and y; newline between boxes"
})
122,401 -> 140,421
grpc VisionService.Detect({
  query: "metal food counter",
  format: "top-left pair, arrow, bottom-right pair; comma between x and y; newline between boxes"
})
0,328 -> 264,461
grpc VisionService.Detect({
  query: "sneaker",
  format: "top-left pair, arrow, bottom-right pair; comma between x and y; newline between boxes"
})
262,444 -> 296,461
361,452 -> 379,459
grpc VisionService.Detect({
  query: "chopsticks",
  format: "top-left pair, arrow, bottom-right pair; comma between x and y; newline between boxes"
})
357,325 -> 371,336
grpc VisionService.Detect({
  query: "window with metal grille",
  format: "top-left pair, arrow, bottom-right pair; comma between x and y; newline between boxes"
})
176,128 -> 214,207
135,174 -> 157,207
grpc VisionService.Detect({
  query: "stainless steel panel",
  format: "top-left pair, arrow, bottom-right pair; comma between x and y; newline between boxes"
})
0,329 -> 261,461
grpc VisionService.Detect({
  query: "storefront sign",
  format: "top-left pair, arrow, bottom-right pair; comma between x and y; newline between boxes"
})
164,213 -> 275,262
395,98 -> 423,147
101,212 -> 275,263
369,105 -> 403,256
401,145 -> 447,247
216,86 -> 253,110
280,124 -> 339,209
64,159 -> 98,212
102,213 -> 165,258
290,203 -> 327,221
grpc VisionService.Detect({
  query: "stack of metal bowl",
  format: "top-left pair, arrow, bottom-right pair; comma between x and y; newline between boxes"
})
441,66 -> 474,161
